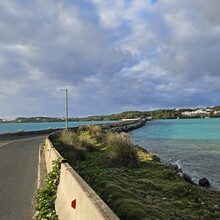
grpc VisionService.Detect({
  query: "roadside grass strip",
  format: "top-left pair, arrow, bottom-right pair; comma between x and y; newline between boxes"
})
36,158 -> 61,220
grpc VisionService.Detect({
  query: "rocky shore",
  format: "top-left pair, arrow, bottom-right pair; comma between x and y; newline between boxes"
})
101,119 -> 146,133
51,123 -> 220,219
101,119 -> 214,190
170,162 -> 211,188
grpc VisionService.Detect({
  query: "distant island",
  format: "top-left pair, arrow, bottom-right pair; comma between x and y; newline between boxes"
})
1,106 -> 220,123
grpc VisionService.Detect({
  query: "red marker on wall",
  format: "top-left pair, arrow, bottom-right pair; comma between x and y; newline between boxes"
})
71,199 -> 76,209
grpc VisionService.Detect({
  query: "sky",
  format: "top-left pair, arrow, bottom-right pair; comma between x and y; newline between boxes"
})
1,0 -> 220,119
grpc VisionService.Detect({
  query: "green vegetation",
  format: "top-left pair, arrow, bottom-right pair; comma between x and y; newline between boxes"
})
1,105 -> 220,124
213,106 -> 220,111
36,159 -> 61,220
74,110 -> 179,120
57,125 -> 103,161
50,126 -> 220,220
15,117 -> 66,123
107,132 -> 140,168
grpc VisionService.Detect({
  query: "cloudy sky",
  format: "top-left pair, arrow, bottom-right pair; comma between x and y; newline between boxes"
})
1,0 -> 220,119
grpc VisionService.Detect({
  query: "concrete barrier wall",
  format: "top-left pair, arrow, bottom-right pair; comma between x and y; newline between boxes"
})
44,138 -> 119,220
44,138 -> 63,173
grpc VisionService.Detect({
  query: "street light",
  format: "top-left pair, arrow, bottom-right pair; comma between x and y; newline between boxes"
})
60,89 -> 68,130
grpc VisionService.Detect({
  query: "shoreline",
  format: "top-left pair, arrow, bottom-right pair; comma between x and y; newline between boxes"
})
50,123 -> 220,219
1,119 -> 215,191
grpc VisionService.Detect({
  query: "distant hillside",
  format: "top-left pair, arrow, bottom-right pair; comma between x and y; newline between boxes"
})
75,109 -> 181,121
1,106 -> 220,123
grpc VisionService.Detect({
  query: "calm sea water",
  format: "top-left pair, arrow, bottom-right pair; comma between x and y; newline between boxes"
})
0,121 -> 110,134
129,118 -> 220,190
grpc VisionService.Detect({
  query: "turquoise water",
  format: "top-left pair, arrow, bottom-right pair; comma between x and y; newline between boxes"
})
0,121 -> 111,134
129,118 -> 220,190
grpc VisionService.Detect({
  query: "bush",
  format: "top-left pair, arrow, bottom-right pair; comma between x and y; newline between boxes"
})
77,125 -> 105,147
88,125 -> 105,144
59,130 -> 81,149
59,128 -> 101,160
107,132 -> 139,168
36,159 -> 61,220
78,135 -> 98,152
59,130 -> 87,160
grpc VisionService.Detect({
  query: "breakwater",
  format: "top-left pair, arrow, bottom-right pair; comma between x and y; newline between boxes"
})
0,119 -> 146,140
0,120 -> 117,135
101,119 -> 146,132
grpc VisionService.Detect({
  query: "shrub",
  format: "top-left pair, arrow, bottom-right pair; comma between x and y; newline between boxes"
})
59,128 -> 100,160
107,132 -> 139,167
79,136 -> 99,152
77,125 -> 105,147
59,130 -> 87,160
88,125 -> 105,144
36,159 -> 61,220
59,130 -> 81,148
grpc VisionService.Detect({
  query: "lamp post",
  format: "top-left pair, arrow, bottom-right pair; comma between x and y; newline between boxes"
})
60,89 -> 68,130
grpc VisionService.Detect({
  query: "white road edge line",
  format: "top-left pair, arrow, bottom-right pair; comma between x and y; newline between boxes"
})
33,143 -> 43,219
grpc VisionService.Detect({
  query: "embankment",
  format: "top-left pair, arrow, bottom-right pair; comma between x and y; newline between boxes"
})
47,120 -> 220,219
42,119 -> 145,220
44,138 -> 119,220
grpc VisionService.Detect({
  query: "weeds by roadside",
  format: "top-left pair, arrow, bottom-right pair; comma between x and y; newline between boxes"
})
36,159 -> 61,220
58,126 -> 140,168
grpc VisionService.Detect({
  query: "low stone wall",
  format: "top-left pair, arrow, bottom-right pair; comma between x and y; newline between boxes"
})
56,163 -> 119,220
44,137 -> 119,220
44,138 -> 63,173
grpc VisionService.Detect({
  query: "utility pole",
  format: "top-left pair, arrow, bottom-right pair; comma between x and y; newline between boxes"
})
60,89 -> 68,130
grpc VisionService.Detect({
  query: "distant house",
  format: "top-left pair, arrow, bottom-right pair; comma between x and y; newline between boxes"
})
182,109 -> 211,117
214,111 -> 220,116
122,118 -> 140,121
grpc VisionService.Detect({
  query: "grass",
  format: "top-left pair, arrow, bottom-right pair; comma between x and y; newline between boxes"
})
107,132 -> 140,168
51,126 -> 220,220
36,159 -> 61,220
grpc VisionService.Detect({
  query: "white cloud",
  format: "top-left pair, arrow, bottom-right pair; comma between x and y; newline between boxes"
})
0,0 -> 220,118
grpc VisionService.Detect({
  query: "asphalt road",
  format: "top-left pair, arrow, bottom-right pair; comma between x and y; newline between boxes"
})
0,135 -> 47,220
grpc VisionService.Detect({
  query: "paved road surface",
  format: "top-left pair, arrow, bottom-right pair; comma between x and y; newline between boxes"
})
0,135 -> 47,220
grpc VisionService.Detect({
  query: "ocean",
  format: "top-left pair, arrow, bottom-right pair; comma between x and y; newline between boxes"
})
129,118 -> 220,190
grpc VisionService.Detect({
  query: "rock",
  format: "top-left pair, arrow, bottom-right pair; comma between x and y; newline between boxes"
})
214,205 -> 219,210
195,198 -> 205,205
176,170 -> 197,185
171,163 -> 178,170
178,172 -> 184,178
183,173 -> 197,185
152,154 -> 160,162
199,178 -> 210,187
170,163 -> 182,173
